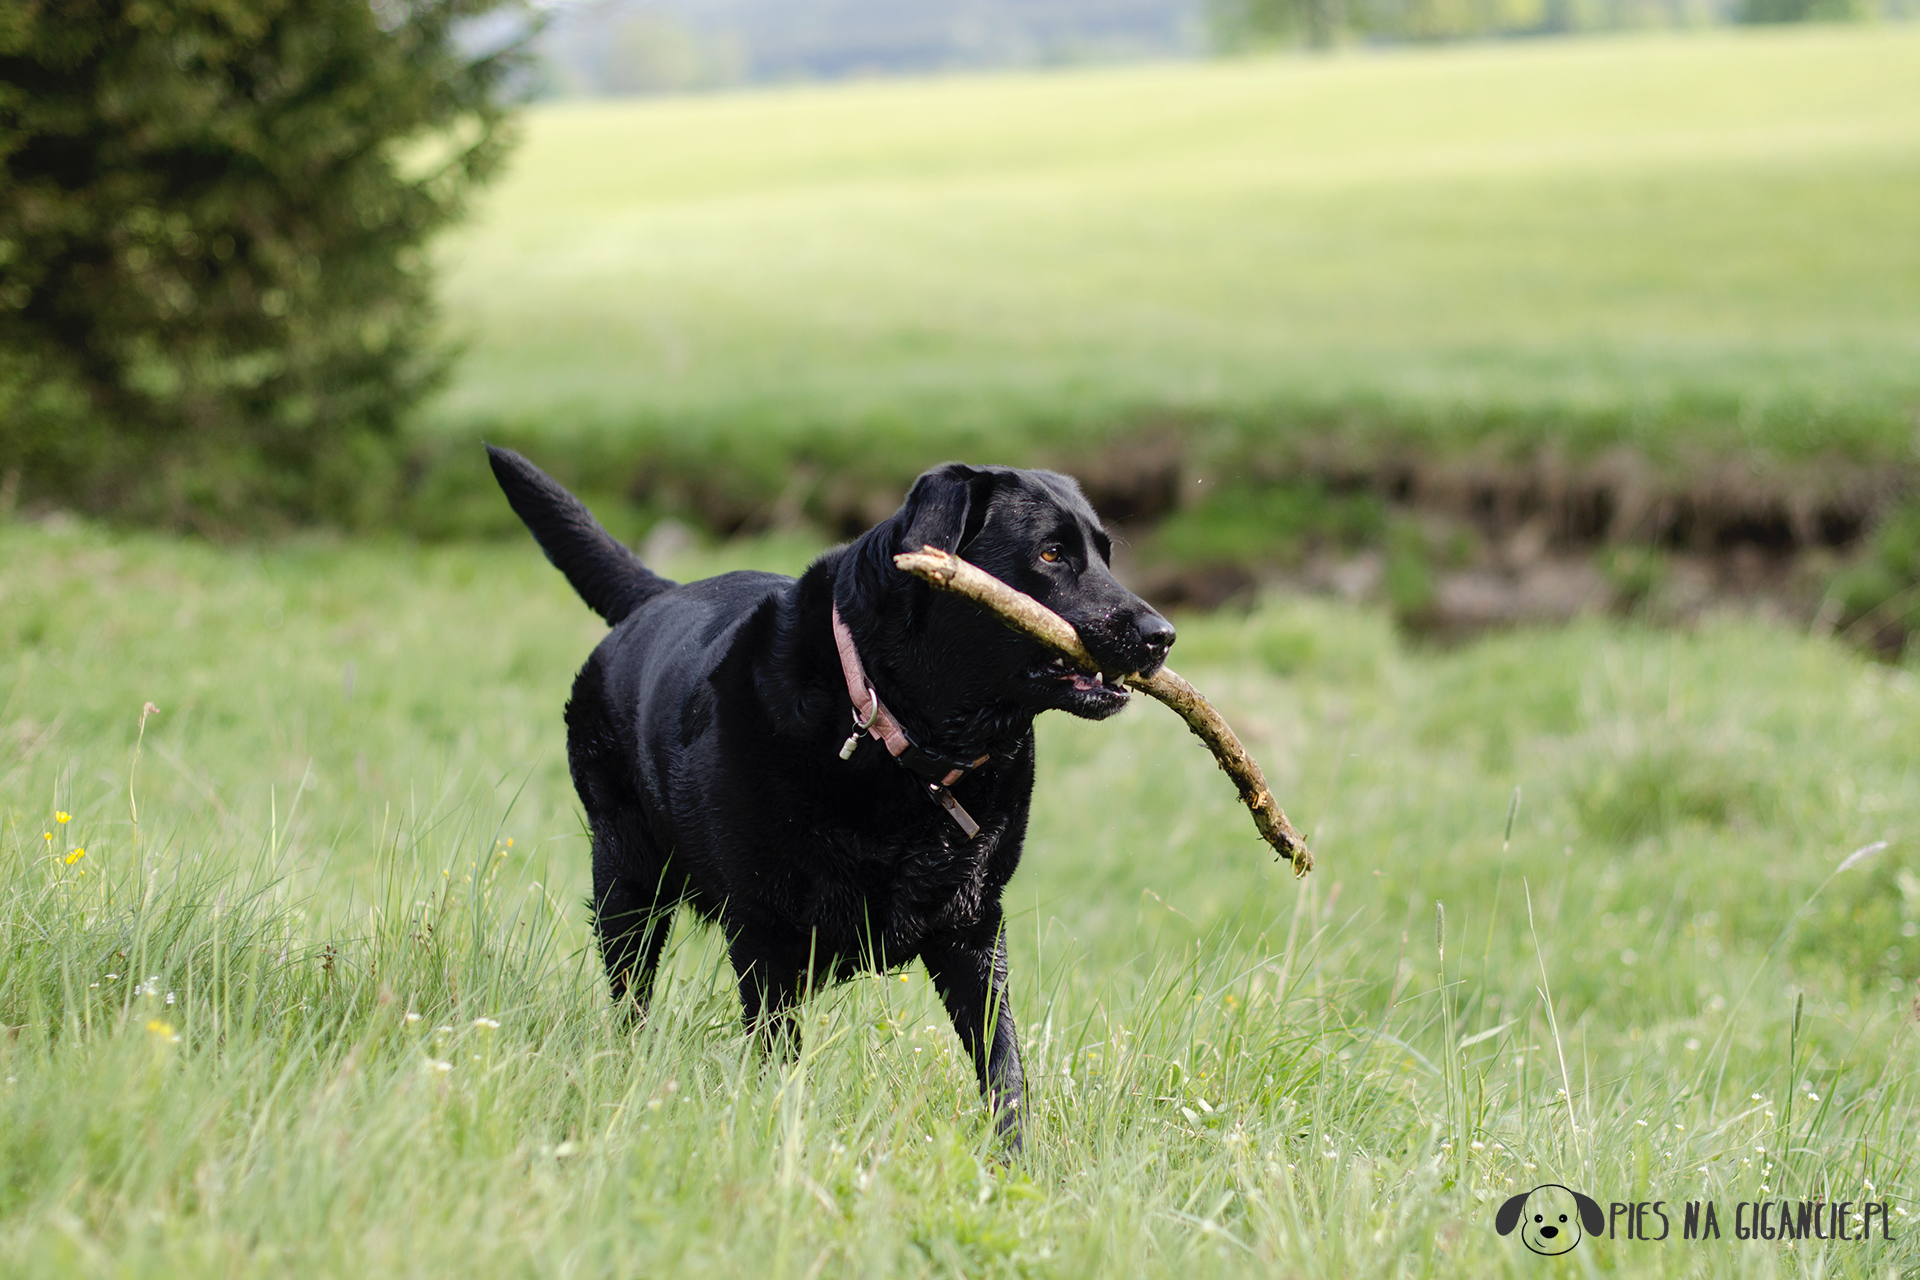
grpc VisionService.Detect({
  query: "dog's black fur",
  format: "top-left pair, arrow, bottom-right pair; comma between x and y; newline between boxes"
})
488,448 -> 1174,1147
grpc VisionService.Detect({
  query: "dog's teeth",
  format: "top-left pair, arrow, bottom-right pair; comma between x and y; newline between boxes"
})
1094,672 -> 1106,685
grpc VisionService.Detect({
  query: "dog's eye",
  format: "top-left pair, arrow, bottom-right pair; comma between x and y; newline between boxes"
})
1039,546 -> 1062,564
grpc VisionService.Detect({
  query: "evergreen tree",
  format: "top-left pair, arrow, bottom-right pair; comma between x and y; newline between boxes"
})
0,0 -> 531,528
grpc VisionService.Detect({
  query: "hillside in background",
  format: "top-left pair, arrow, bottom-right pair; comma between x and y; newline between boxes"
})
421,27 -> 1920,646
444,28 -> 1920,463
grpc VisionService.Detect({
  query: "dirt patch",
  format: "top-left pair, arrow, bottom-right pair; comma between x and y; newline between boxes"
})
1093,438 -> 1914,640
1061,434 -> 1186,525
504,425 -> 1917,644
1373,447 -> 1886,553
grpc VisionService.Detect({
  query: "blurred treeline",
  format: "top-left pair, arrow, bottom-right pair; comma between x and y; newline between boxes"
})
537,0 -> 1203,96
0,0 -> 531,531
534,0 -> 1911,98
1209,0 -> 1891,47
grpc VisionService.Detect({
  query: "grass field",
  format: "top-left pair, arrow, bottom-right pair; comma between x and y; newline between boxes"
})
431,24 -> 1920,502
4,517 -> 1917,1276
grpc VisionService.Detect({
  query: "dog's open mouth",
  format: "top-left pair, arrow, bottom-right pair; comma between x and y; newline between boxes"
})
1027,653 -> 1132,715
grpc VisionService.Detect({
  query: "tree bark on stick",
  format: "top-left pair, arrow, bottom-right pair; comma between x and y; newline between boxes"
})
894,547 -> 1314,877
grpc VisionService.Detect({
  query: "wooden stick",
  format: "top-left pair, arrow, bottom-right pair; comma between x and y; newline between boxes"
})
895,547 -> 1314,876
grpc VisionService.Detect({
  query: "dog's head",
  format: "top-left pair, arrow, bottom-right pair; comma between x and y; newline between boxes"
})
1495,1184 -> 1602,1256
858,462 -> 1174,724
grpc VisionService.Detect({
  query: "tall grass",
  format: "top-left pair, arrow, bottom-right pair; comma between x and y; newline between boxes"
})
2,520 -> 1916,1275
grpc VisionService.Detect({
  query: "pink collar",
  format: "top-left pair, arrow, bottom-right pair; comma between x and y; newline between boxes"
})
830,602 -> 987,837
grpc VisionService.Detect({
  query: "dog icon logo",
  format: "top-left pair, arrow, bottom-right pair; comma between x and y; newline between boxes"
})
1496,1183 -> 1605,1255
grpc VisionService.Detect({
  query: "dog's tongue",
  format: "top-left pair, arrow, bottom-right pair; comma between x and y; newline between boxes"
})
1070,674 -> 1099,692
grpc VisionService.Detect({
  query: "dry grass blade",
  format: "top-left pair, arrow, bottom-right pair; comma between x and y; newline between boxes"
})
894,546 -> 1314,876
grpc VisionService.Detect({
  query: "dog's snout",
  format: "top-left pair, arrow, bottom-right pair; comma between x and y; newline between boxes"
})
1135,610 -> 1175,659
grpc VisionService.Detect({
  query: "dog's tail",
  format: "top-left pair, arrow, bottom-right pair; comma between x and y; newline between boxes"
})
486,444 -> 674,625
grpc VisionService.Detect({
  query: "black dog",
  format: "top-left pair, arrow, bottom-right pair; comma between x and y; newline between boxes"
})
488,448 -> 1174,1147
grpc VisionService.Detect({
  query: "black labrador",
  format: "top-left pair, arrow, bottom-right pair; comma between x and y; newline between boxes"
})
488,448 -> 1174,1147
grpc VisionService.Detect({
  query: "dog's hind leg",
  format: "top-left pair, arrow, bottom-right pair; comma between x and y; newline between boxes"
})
924,929 -> 1025,1151
730,931 -> 810,1061
593,870 -> 674,1019
587,809 -> 677,1019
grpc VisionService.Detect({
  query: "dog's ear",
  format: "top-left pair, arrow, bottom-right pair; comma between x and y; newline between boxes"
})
1572,1189 -> 1604,1235
1494,1192 -> 1529,1236
897,464 -> 994,555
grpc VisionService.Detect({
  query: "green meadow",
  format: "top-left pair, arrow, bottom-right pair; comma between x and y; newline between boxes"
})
3,518 -> 1915,1276
434,24 -> 1920,501
7,21 -> 1920,1277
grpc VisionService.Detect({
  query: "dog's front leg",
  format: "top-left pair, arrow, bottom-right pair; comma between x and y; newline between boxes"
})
924,929 -> 1024,1151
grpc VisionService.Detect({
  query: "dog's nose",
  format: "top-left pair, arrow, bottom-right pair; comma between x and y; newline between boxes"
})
1539,1227 -> 1558,1238
1135,610 -> 1175,659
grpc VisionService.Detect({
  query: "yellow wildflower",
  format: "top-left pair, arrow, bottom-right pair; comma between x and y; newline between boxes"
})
146,1019 -> 180,1043
56,811 -> 71,824
65,848 -> 85,865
